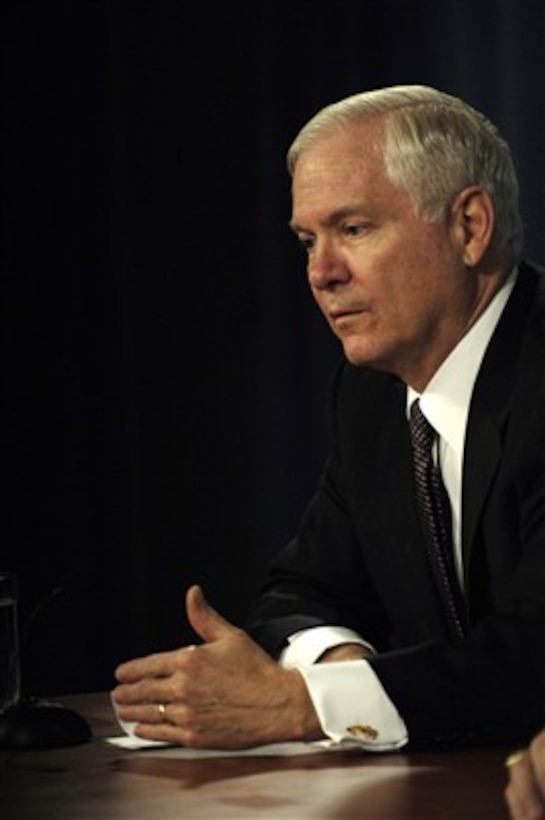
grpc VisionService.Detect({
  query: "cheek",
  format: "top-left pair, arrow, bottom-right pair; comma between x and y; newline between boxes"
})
383,293 -> 434,341
376,250 -> 446,315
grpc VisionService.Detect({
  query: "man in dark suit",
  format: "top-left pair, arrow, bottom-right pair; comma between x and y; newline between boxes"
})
113,86 -> 545,753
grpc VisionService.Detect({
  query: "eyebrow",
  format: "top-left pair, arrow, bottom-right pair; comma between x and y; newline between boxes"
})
289,206 -> 366,234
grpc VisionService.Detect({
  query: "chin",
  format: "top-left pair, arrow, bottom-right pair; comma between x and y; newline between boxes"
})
341,341 -> 389,372
342,343 -> 373,368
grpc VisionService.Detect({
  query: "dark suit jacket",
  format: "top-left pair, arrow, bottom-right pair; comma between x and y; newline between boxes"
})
247,260 -> 545,750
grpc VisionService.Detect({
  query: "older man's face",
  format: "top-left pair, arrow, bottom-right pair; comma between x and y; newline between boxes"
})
290,124 -> 484,390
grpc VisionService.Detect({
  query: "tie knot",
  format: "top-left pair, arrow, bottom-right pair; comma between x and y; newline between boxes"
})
409,400 -> 435,454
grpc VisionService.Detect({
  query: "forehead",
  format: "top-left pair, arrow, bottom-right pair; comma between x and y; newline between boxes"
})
291,125 -> 404,223
294,125 -> 383,182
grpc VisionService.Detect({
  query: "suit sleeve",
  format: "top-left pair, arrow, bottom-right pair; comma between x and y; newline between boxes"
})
246,362 -> 394,658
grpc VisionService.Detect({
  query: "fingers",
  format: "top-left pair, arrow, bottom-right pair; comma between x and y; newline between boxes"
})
131,720 -> 192,747
186,584 -> 240,643
114,584 -> 211,683
115,649 -> 179,683
505,743 -> 545,820
116,701 -> 172,726
112,699 -> 198,748
530,730 -> 545,795
115,585 -> 235,686
113,644 -> 197,710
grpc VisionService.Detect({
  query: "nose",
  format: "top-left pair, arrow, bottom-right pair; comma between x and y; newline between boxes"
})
307,239 -> 349,290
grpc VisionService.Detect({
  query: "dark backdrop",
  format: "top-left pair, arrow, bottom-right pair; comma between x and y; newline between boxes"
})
3,0 -> 545,696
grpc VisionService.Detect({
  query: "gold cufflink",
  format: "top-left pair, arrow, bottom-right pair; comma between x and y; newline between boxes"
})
346,725 -> 379,740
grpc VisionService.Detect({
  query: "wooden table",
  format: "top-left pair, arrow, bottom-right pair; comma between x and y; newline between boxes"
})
1,692 -> 512,818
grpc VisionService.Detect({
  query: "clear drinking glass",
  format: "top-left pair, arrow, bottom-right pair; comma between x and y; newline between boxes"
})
0,572 -> 21,712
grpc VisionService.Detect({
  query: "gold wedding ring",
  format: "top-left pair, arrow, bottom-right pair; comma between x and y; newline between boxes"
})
505,748 -> 527,768
157,703 -> 167,722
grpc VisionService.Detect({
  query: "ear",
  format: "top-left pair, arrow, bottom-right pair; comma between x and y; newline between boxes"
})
450,185 -> 495,267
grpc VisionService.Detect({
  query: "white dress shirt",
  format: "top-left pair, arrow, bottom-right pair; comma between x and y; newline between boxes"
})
280,269 -> 517,750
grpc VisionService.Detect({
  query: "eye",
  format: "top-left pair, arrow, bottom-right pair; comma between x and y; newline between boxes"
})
297,233 -> 315,253
343,222 -> 370,238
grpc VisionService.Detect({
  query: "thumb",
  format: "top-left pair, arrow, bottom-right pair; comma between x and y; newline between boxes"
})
186,584 -> 238,644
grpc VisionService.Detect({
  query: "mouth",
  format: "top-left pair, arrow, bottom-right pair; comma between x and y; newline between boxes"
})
329,307 -> 368,322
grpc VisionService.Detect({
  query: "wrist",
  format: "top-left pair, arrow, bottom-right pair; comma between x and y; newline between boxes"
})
287,669 -> 325,741
318,643 -> 371,663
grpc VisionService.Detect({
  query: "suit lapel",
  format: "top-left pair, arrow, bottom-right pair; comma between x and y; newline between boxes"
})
462,396 -> 502,577
462,263 -> 539,580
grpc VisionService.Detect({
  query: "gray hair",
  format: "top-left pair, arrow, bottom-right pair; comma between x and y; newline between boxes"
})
287,85 -> 523,261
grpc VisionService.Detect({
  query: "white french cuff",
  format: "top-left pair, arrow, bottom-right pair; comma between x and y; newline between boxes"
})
299,659 -> 408,752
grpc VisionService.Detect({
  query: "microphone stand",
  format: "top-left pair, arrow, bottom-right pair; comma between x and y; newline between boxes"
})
0,580 -> 92,749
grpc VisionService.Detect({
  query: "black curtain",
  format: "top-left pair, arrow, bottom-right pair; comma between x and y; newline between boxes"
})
3,0 -> 545,696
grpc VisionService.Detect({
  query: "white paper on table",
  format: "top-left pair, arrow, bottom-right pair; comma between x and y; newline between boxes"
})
104,734 -> 360,757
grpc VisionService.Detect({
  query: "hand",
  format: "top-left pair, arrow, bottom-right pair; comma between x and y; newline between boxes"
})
112,585 -> 323,749
505,729 -> 545,820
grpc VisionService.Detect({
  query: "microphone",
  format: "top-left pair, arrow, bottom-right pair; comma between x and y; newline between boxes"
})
0,573 -> 92,750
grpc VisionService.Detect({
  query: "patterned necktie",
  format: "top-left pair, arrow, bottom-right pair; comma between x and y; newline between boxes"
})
409,400 -> 466,639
